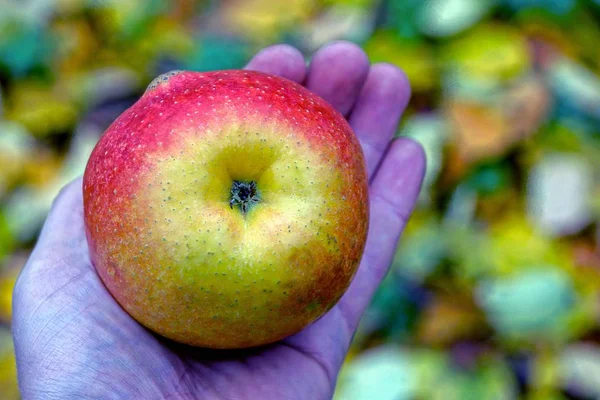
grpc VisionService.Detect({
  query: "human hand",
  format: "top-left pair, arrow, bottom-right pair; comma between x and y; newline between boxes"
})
12,42 -> 425,399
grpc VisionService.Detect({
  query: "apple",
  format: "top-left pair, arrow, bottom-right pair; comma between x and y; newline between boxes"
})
83,70 -> 369,349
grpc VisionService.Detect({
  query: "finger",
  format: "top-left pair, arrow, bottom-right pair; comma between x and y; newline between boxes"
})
12,178 -> 95,360
349,63 -> 411,179
245,44 -> 307,83
14,178 -> 91,303
305,41 -> 370,116
337,137 -> 426,333
29,178 -> 87,265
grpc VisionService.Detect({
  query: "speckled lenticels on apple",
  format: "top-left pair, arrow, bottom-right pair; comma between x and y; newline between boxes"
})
83,70 -> 369,349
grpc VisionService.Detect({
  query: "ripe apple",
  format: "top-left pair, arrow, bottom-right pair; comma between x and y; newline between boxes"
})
83,70 -> 369,349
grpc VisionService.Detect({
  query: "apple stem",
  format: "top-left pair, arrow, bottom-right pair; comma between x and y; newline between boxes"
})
229,180 -> 260,216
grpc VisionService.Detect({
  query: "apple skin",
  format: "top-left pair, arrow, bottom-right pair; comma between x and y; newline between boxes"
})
83,70 -> 369,349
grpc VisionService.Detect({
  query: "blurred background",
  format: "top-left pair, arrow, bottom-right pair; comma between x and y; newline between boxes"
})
1,0 -> 600,398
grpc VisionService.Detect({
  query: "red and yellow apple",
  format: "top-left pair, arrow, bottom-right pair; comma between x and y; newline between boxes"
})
83,70 -> 369,349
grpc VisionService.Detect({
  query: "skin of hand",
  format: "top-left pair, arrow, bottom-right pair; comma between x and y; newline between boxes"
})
11,42 -> 426,400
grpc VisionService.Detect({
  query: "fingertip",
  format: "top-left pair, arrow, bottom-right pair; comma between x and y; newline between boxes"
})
386,137 -> 427,186
51,178 -> 83,212
245,44 -> 307,83
40,177 -> 85,248
313,40 -> 369,64
309,41 -> 370,80
368,63 -> 412,109
306,41 -> 370,115
393,136 -> 426,165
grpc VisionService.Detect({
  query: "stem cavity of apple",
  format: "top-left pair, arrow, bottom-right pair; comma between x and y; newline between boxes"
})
229,180 -> 260,216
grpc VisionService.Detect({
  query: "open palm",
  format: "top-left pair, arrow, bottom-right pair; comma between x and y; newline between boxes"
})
12,42 -> 425,400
